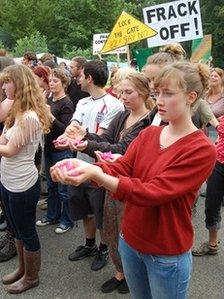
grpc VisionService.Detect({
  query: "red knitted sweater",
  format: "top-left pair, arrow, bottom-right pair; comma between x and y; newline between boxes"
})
98,126 -> 216,255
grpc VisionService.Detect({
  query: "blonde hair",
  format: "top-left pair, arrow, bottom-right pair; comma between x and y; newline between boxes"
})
0,57 -> 15,102
125,72 -> 155,110
113,67 -> 136,95
0,64 -> 51,133
147,43 -> 186,66
39,53 -> 54,63
154,62 -> 209,106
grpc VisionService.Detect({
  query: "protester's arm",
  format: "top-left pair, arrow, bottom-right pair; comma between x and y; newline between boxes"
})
51,131 -> 139,185
0,115 -> 41,158
107,145 -> 216,207
0,132 -> 8,145
198,100 -> 219,127
52,101 -> 74,134
0,99 -> 13,122
83,119 -> 148,157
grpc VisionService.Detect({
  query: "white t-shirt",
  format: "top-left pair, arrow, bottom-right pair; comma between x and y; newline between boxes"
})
1,111 -> 42,192
72,93 -> 124,163
151,112 -> 162,126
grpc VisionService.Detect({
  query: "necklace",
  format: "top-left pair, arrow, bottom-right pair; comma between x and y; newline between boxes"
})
52,94 -> 66,102
125,111 -> 149,129
119,111 -> 149,140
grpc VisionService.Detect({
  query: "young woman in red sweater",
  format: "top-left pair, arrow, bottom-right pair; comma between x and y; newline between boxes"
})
50,62 -> 216,299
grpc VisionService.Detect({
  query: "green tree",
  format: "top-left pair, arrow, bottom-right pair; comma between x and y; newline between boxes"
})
13,31 -> 48,57
0,0 -> 57,49
0,0 -> 223,65
0,40 -> 5,49
200,0 -> 224,66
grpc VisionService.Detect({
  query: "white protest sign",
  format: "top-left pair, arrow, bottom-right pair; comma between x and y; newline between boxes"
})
143,0 -> 203,47
93,33 -> 127,55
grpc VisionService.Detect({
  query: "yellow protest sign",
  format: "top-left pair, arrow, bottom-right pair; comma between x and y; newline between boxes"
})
101,11 -> 157,53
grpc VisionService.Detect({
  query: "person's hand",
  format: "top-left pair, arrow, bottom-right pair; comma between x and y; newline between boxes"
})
95,151 -> 122,163
65,122 -> 86,140
68,139 -> 88,152
53,134 -> 70,150
50,158 -> 103,186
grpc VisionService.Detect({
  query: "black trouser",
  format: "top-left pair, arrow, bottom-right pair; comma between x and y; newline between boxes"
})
205,161 -> 224,230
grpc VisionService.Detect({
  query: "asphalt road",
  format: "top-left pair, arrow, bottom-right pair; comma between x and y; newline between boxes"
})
0,191 -> 223,299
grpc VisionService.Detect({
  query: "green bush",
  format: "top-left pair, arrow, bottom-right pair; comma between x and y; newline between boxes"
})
13,31 -> 48,57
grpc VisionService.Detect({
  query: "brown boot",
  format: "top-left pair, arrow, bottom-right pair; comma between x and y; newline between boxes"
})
2,240 -> 24,284
5,249 -> 41,294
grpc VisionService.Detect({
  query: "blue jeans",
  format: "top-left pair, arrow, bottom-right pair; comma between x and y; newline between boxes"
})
44,150 -> 73,227
0,179 -> 40,251
118,235 -> 192,299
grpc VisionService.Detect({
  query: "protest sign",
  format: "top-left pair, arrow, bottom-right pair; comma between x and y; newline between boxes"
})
143,0 -> 203,48
191,34 -> 212,62
101,11 -> 157,53
93,33 -> 127,55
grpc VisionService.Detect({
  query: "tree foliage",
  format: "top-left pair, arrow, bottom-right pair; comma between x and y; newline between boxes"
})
0,0 -> 223,65
13,31 -> 48,57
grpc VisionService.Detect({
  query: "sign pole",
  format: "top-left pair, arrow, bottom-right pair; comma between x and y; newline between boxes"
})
126,45 -> 131,66
116,53 -> 120,67
97,53 -> 102,60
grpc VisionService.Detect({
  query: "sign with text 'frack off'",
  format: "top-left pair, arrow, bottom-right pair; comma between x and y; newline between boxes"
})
143,0 -> 203,48
101,11 -> 157,53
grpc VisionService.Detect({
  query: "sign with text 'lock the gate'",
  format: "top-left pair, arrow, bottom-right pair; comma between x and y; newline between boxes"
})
101,11 -> 157,53
143,0 -> 203,48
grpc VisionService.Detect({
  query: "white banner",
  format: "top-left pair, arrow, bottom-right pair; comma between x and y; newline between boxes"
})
93,33 -> 127,55
143,0 -> 203,48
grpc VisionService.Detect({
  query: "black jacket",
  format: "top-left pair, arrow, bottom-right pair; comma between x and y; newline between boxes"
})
83,110 -> 150,158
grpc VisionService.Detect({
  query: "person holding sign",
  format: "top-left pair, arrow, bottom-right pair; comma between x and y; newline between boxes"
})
50,62 -> 216,299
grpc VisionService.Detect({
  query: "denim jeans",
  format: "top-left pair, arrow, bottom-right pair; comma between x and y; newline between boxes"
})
118,235 -> 192,299
205,161 -> 224,230
0,179 -> 40,251
44,150 -> 73,227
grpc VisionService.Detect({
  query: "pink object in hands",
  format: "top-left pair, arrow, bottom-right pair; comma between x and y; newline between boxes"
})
57,161 -> 78,177
64,160 -> 74,171
100,151 -> 114,160
67,169 -> 79,177
53,139 -> 67,145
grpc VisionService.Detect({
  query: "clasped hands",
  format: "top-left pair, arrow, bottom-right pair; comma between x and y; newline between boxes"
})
54,122 -> 88,152
54,122 -> 122,162
50,158 -> 103,186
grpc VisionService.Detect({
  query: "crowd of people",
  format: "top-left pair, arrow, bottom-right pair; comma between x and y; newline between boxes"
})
0,44 -> 223,298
